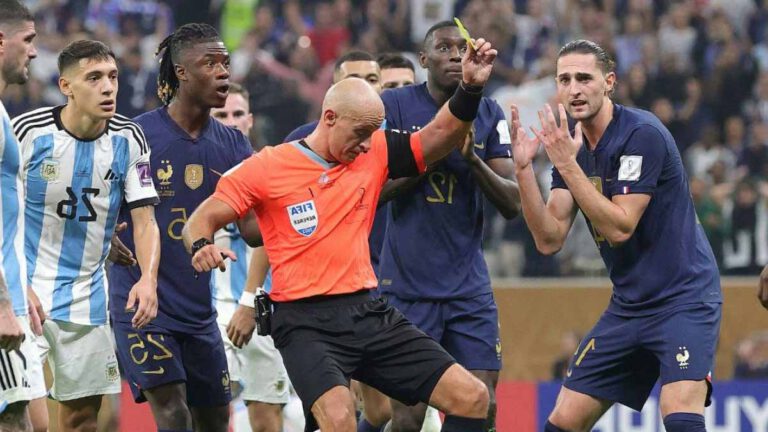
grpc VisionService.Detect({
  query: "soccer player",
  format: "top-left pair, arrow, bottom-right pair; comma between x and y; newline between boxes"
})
107,23 -> 254,432
209,83 -> 289,432
377,53 -> 416,90
512,40 -> 722,432
378,21 -> 519,432
13,39 -> 161,432
183,36 -> 497,432
0,2 -> 42,431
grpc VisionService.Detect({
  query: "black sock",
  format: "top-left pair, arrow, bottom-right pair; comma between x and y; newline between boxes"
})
441,415 -> 485,432
663,413 -> 706,432
544,420 -> 569,432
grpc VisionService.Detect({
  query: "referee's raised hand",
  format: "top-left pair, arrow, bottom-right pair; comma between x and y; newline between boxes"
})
191,243 -> 237,273
461,37 -> 497,88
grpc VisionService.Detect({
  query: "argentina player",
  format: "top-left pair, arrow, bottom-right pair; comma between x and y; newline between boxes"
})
13,40 -> 160,431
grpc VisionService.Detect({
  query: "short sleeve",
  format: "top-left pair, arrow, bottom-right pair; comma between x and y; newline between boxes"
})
124,128 -> 160,209
212,155 -> 263,218
384,129 -> 426,179
609,125 -> 667,196
484,102 -> 512,160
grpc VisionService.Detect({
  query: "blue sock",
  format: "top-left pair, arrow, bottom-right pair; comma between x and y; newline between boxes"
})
357,417 -> 384,432
441,415 -> 485,432
544,420 -> 568,432
663,413 -> 706,431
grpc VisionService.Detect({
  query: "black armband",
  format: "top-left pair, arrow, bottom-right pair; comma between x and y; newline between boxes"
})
448,81 -> 483,122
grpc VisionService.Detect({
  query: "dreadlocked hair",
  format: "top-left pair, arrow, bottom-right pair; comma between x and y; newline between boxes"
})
155,23 -> 221,105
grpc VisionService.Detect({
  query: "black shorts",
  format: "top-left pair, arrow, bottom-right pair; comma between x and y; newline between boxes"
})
271,290 -> 456,431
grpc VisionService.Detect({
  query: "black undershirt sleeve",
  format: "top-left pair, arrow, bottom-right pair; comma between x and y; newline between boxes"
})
385,129 -> 420,179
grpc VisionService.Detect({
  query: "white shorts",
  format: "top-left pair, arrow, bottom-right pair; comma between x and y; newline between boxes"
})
36,320 -> 121,401
218,322 -> 290,404
0,316 -> 46,412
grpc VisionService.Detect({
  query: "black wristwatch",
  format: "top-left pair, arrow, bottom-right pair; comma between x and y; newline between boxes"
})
190,238 -> 213,256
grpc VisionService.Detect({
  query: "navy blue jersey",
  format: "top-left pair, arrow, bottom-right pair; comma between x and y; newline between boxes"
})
284,120 -> 389,272
551,104 -> 722,316
284,121 -> 317,142
109,107 -> 253,333
378,83 -> 511,300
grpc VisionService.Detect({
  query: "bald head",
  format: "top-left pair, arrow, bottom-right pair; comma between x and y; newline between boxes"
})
315,77 -> 385,164
323,77 -> 384,126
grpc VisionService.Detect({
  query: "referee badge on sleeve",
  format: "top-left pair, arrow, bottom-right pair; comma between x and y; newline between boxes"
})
287,200 -> 318,236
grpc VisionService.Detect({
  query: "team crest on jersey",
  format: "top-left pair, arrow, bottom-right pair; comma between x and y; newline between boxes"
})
287,200 -> 318,236
40,158 -> 59,181
184,164 -> 204,190
156,161 -> 173,185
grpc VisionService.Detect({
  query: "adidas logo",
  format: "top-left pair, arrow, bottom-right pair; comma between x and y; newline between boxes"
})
104,169 -> 118,181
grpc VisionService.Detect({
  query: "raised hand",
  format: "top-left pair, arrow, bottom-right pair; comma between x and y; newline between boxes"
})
461,37 -> 497,88
531,104 -> 583,169
510,104 -> 540,170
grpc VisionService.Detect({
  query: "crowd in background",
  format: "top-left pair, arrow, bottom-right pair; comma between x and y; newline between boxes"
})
6,0 -> 767,278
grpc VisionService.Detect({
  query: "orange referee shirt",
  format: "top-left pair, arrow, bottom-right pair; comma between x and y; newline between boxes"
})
213,130 -> 426,301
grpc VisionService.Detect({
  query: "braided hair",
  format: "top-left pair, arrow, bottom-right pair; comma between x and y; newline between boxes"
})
155,23 -> 221,105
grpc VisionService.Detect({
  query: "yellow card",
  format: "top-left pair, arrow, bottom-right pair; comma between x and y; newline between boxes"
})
454,17 -> 476,50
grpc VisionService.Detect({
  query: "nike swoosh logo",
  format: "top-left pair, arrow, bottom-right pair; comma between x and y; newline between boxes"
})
474,141 -> 485,149
142,367 -> 165,375
566,368 -> 572,378
210,169 -> 223,177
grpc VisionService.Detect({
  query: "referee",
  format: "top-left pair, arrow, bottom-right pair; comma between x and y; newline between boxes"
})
183,38 -> 498,432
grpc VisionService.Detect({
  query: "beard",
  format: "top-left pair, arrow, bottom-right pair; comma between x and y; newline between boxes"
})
3,61 -> 29,86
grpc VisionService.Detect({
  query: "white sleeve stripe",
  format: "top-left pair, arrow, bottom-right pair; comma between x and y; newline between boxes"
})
109,124 -> 148,154
110,118 -> 148,153
10,106 -> 54,129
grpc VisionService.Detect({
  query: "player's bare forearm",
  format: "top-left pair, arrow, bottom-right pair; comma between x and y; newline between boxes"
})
515,165 -> 571,254
468,156 -> 520,219
555,159 -> 639,244
182,197 -> 239,252
244,246 -> 270,294
130,206 -> 160,282
0,270 -> 10,306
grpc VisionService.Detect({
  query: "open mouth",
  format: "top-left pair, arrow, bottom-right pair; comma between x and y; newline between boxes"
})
571,100 -> 587,108
216,84 -> 230,98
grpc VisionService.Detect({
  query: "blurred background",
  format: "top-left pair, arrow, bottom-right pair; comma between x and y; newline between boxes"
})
7,0 -> 768,280
10,0 -> 767,430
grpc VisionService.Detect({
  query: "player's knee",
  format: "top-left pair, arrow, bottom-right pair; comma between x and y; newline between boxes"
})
154,401 -> 191,429
246,403 -> 282,432
59,407 -> 98,432
0,402 -> 32,432
364,402 -> 391,426
319,404 -> 356,432
442,376 -> 489,419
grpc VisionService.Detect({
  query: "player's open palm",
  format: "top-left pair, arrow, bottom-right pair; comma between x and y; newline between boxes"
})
532,104 -> 583,168
510,104 -> 539,170
126,278 -> 158,329
227,305 -> 256,349
461,37 -> 497,87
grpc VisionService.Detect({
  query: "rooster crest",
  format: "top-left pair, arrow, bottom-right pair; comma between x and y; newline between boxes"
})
157,164 -> 173,185
676,346 -> 690,368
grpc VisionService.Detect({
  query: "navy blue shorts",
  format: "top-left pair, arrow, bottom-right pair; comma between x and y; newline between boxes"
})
564,302 -> 721,411
386,292 -> 501,371
112,320 -> 232,407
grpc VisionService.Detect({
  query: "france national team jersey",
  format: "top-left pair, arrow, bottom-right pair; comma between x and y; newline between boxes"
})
377,83 -> 511,300
13,106 -> 158,325
210,223 -> 252,324
0,101 -> 27,316
108,108 -> 253,333
551,104 -> 722,316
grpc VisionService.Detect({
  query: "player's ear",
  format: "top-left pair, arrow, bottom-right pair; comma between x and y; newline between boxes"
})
58,75 -> 72,98
604,71 -> 616,96
418,51 -> 428,69
175,63 -> 186,82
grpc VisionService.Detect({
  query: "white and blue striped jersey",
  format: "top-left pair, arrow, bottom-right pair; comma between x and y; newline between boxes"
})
210,224 -> 252,324
0,101 -> 27,317
13,106 -> 159,325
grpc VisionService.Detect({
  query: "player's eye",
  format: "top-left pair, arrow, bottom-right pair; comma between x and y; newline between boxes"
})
459,45 -> 468,54
438,46 -> 449,53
